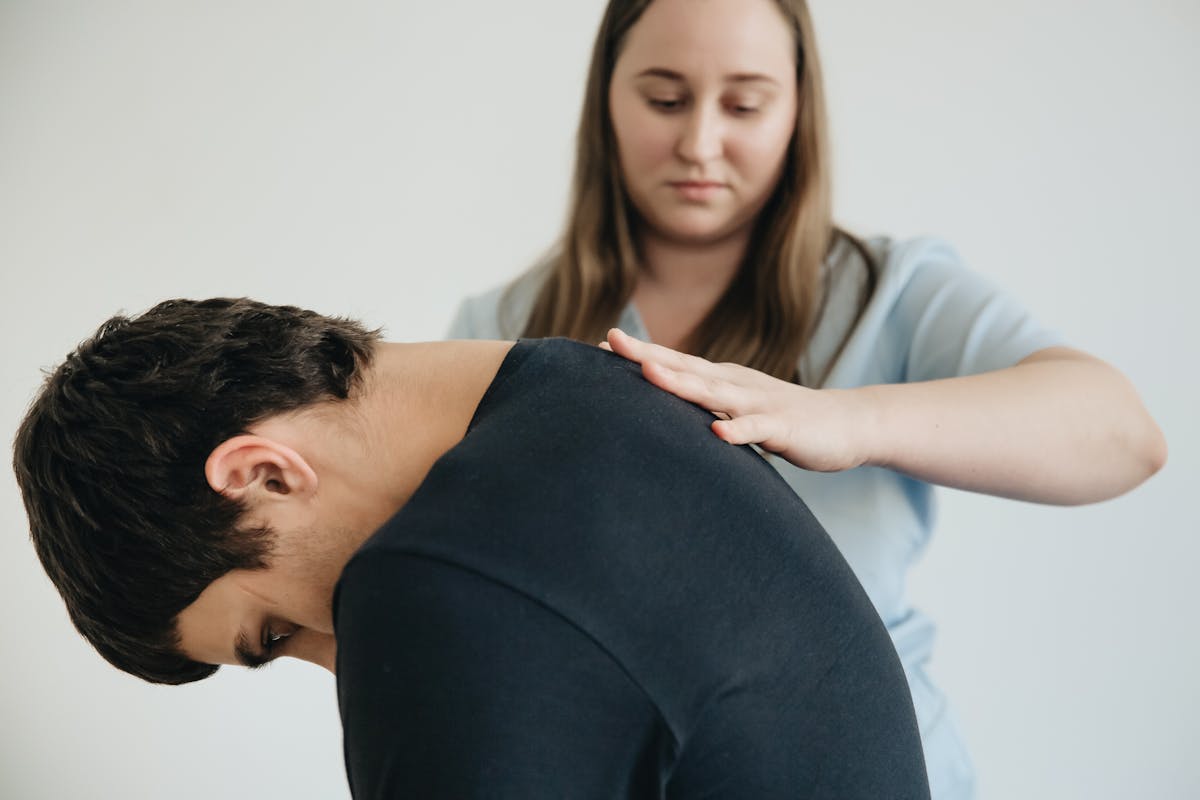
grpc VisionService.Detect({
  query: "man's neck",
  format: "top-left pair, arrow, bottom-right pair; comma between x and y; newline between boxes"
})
259,340 -> 515,561
354,340 -> 515,525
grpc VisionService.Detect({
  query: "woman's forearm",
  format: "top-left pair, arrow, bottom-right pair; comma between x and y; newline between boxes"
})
856,347 -> 1167,504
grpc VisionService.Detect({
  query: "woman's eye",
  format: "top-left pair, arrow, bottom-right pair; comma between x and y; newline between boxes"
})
727,100 -> 762,115
648,98 -> 684,111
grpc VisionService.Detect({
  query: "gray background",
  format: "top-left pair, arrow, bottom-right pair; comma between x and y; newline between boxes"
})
1,1 -> 1196,797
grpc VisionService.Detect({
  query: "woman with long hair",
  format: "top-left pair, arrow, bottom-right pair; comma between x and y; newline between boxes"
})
449,1 -> 1166,796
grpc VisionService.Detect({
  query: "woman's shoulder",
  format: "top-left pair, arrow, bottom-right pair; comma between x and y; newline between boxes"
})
447,256 -> 555,340
827,232 -> 987,322
823,232 -> 1065,384
830,233 -> 968,289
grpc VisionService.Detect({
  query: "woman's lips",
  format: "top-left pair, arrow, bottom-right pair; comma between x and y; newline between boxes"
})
669,181 -> 726,202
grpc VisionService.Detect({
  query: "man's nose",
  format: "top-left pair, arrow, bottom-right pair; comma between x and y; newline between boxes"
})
292,630 -> 338,674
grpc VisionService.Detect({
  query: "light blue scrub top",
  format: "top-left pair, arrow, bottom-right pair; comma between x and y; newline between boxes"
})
448,236 -> 1065,800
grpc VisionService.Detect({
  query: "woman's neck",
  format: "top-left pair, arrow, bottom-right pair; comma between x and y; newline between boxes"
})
633,228 -> 751,350
638,227 -> 750,295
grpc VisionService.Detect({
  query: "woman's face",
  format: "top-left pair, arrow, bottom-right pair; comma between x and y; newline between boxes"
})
609,0 -> 799,248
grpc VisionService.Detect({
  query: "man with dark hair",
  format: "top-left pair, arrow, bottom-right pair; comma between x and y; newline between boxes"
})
15,298 -> 930,799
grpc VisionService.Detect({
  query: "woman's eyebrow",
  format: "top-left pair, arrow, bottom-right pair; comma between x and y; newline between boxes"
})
234,628 -> 272,669
634,67 -> 779,86
636,67 -> 685,81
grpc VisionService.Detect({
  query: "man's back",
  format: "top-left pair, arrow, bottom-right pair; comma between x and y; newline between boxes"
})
335,338 -> 929,799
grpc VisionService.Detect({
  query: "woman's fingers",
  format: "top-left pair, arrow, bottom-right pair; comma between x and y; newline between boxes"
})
602,329 -> 790,420
602,332 -> 854,471
712,414 -> 776,448
601,331 -> 860,472
641,359 -> 746,415
606,328 -> 712,374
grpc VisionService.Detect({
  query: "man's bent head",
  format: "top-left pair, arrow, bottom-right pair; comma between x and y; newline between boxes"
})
13,298 -> 380,684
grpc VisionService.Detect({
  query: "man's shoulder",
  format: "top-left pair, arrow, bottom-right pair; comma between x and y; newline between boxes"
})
473,337 -> 661,423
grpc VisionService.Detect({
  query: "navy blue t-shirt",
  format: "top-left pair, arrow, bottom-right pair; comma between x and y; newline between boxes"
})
334,338 -> 929,799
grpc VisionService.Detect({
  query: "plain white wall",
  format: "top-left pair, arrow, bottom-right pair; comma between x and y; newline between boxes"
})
1,2 -> 1196,797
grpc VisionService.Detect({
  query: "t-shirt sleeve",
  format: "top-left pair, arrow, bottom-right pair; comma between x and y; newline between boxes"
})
886,238 -> 1067,383
334,551 -> 668,800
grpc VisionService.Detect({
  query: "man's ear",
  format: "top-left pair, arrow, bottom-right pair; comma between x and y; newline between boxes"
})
204,435 -> 318,503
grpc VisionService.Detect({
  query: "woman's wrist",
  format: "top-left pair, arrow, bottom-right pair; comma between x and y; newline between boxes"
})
843,384 -> 891,470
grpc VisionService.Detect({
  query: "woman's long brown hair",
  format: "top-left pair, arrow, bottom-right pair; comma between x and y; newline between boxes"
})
515,0 -> 875,384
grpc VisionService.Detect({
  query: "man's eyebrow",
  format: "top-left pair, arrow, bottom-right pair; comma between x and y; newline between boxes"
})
634,68 -> 779,86
234,629 -> 272,669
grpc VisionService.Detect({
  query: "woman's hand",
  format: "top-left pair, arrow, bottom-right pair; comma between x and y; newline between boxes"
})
602,329 -> 1167,504
601,328 -> 873,472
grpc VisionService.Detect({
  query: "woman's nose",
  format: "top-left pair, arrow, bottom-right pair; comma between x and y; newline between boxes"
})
675,105 -> 724,165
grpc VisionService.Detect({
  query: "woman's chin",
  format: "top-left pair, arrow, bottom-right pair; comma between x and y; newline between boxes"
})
647,214 -> 745,248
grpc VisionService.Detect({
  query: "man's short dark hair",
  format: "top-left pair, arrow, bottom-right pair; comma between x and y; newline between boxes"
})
13,298 -> 381,684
